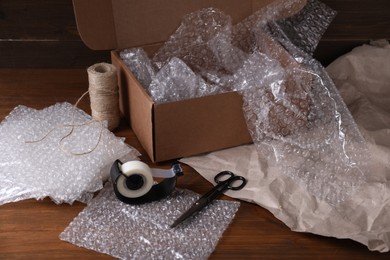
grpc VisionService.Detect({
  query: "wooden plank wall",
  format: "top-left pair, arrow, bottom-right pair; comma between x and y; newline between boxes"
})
0,0 -> 389,68
0,0 -> 109,68
314,0 -> 390,65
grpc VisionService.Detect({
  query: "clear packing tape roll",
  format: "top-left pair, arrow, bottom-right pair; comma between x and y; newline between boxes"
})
110,160 -> 183,204
115,161 -> 154,198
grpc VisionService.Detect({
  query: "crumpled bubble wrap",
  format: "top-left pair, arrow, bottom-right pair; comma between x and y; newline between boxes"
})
60,182 -> 240,260
239,17 -> 368,206
120,48 -> 156,88
0,102 -> 138,205
120,0 -> 335,105
233,53 -> 310,139
153,7 -> 232,74
271,0 -> 337,55
230,51 -> 285,91
207,28 -> 248,75
148,57 -> 215,103
231,0 -> 335,54
150,7 -> 234,101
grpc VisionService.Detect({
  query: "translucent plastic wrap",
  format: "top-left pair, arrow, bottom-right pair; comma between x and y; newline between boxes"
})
153,7 -> 232,73
207,30 -> 248,74
231,0 -> 336,54
120,0 -> 335,104
148,57 -> 213,103
0,102 -> 138,205
239,26 -> 368,206
60,182 -> 240,260
271,0 -> 337,55
120,48 -> 156,88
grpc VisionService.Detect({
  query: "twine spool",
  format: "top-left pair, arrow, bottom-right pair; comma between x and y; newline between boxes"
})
87,63 -> 120,131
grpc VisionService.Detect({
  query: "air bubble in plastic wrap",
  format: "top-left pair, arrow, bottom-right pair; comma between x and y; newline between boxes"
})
120,48 -> 156,88
60,182 -> 240,260
0,102 -> 138,205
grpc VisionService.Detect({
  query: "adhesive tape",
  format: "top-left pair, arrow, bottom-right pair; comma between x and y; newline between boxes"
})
116,161 -> 153,198
110,159 -> 182,204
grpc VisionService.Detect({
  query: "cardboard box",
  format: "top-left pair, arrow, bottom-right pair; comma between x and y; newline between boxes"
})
72,0 -> 302,162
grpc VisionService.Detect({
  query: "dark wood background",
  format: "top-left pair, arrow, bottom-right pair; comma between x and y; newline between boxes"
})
0,0 -> 389,68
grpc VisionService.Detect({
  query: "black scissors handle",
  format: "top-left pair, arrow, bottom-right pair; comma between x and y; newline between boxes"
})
201,171 -> 247,202
170,171 -> 247,228
214,171 -> 247,190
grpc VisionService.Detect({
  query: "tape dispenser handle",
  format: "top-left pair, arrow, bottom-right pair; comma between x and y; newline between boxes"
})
110,160 -> 182,205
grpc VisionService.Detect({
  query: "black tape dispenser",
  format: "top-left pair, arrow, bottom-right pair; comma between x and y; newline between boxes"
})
110,160 -> 183,204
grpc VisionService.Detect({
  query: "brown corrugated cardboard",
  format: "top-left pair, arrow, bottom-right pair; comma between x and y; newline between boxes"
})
111,50 -> 252,161
73,0 -> 272,50
72,0 -> 304,162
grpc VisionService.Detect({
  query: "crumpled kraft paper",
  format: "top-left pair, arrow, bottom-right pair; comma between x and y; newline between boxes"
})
180,40 -> 390,252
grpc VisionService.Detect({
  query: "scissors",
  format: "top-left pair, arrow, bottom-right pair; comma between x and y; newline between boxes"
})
170,171 -> 247,228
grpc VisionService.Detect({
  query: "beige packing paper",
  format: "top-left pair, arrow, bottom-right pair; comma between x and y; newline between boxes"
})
180,40 -> 390,252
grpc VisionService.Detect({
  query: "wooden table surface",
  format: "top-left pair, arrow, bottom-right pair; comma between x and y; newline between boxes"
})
0,69 -> 388,259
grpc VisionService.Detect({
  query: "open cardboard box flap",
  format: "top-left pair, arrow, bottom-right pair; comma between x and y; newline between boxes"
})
72,0 -> 277,50
72,0 -> 304,162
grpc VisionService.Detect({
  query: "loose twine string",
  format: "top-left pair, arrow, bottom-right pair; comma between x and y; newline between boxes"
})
25,63 -> 120,156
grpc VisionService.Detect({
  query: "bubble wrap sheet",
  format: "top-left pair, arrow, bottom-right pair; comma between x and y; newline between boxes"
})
60,182 -> 240,259
238,15 -> 368,206
0,102 -> 138,205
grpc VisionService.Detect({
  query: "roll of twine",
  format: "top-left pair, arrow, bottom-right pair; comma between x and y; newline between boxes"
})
87,62 -> 120,131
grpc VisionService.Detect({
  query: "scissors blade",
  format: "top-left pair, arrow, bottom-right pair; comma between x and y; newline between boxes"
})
170,197 -> 208,228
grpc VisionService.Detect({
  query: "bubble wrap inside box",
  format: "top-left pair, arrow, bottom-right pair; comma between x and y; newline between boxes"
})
60,182 -> 240,260
0,102 -> 138,205
121,0 -> 335,103
120,48 -> 156,88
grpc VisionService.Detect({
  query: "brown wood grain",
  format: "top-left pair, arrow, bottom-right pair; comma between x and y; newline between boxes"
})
314,0 -> 390,65
321,0 -> 390,39
0,41 -> 110,68
1,69 -> 389,259
0,0 -> 109,68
